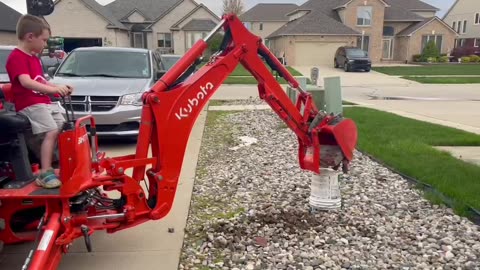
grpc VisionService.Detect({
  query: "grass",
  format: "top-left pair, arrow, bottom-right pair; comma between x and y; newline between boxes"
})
402,76 -> 480,84
373,64 -> 480,76
344,107 -> 480,215
230,63 -> 303,77
209,62 -> 307,84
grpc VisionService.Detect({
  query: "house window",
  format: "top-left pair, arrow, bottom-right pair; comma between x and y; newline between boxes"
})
383,26 -> 394,36
357,36 -> 370,52
452,21 -> 456,31
357,6 -> 372,26
475,38 -> 480,47
133,32 -> 144,48
463,20 -> 467,33
421,35 -> 443,52
157,33 -> 172,48
186,32 -> 207,49
457,20 -> 461,33
259,23 -> 263,31
475,13 -> 480,25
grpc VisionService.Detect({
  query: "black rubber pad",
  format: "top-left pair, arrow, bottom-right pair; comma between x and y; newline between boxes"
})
30,188 -> 60,196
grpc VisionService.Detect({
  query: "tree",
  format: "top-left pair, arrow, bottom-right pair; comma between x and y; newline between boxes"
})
420,40 -> 440,62
223,0 -> 244,16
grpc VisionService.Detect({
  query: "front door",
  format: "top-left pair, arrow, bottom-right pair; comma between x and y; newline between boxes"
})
382,39 -> 393,59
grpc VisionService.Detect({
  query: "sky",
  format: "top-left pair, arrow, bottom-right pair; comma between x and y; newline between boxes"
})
1,0 -> 455,18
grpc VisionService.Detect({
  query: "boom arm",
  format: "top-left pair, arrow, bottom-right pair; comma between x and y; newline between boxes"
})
130,14 -> 358,223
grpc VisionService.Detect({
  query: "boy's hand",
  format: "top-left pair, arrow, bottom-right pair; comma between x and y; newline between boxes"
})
54,85 -> 71,96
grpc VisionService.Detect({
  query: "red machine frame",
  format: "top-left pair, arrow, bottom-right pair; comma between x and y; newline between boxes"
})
0,14 -> 357,270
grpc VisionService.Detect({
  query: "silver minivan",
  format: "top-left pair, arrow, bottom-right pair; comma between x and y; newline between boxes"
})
49,47 -> 180,137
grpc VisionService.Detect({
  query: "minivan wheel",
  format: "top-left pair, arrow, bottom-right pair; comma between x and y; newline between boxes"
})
334,59 -> 339,68
344,62 -> 350,72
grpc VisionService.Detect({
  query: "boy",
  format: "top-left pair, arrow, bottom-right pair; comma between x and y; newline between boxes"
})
6,14 -> 72,189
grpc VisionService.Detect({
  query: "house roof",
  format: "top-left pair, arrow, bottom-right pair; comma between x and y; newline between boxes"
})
267,9 -> 361,38
106,0 -> 181,21
384,0 -> 439,11
0,1 -> 22,32
182,19 -> 217,31
267,0 -> 443,38
53,0 -> 127,30
170,4 -> 220,30
384,5 -> 425,21
239,3 -> 298,22
396,16 -> 458,36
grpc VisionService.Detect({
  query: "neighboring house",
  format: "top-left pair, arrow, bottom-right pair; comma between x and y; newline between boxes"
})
0,2 -> 22,46
239,3 -> 298,42
264,0 -> 457,66
443,0 -> 480,58
45,0 -> 220,54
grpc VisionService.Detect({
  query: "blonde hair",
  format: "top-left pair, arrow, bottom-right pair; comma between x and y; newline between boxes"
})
16,14 -> 51,40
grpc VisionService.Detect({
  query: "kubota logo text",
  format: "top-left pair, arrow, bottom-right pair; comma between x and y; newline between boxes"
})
175,82 -> 214,120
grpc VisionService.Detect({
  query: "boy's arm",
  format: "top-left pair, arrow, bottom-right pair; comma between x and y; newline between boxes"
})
18,75 -> 57,95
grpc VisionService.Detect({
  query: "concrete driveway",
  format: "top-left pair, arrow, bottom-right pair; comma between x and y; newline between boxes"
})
293,65 -> 417,87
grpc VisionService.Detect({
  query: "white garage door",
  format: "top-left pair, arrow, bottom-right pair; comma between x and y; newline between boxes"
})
295,41 -> 348,66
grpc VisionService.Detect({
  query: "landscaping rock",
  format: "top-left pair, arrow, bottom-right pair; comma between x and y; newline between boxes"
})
179,109 -> 480,269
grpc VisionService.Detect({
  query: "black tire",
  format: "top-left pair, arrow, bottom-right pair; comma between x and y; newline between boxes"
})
334,59 -> 339,68
365,68 -> 371,72
344,62 -> 350,72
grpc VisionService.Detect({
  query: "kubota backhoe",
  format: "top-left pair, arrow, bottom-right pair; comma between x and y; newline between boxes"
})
0,11 -> 357,270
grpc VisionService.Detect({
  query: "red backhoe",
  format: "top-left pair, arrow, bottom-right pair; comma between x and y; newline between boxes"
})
0,9 -> 357,270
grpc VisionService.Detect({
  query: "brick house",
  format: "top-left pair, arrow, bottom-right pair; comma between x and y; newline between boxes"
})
239,3 -> 298,42
443,0 -> 480,58
0,2 -> 22,46
251,0 -> 457,66
45,0 -> 220,54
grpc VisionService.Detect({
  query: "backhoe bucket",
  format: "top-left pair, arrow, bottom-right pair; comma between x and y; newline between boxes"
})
318,118 -> 357,168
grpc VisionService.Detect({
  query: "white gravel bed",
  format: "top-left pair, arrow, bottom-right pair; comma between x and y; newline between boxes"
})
179,110 -> 480,270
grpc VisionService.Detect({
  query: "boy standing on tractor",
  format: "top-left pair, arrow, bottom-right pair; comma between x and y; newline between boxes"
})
5,14 -> 73,189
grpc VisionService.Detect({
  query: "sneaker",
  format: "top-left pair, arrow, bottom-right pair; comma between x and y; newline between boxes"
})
36,170 -> 62,189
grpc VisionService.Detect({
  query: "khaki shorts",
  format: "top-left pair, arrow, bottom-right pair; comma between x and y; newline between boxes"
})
19,103 -> 65,135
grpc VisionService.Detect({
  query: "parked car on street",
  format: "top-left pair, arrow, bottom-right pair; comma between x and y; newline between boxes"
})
48,46 -> 176,138
334,46 -> 371,72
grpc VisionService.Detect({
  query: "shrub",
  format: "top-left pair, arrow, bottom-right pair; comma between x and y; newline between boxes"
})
461,56 -> 471,63
412,54 -> 422,62
469,55 -> 480,63
438,56 -> 449,63
420,40 -> 440,62
427,57 -> 437,63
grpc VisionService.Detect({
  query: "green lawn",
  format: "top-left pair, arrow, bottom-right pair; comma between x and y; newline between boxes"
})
230,64 -> 303,77
373,64 -> 480,76
402,76 -> 480,84
344,107 -> 480,215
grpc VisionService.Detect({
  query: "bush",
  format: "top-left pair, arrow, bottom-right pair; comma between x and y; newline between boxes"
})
420,40 -> 440,62
412,54 -> 422,62
427,57 -> 437,63
469,55 -> 480,63
438,56 -> 449,63
461,56 -> 471,63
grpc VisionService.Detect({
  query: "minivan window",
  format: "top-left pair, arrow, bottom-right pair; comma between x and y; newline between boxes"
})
0,49 -> 13,74
57,50 -> 151,78
346,49 -> 368,57
159,55 -> 181,70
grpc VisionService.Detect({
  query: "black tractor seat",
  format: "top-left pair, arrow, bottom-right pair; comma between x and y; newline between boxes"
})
0,110 -> 31,134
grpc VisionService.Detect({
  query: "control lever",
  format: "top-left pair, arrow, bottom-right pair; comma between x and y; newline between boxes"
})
80,225 -> 92,252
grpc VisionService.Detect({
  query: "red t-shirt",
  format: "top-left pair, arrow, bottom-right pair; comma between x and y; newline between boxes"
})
6,48 -> 51,112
